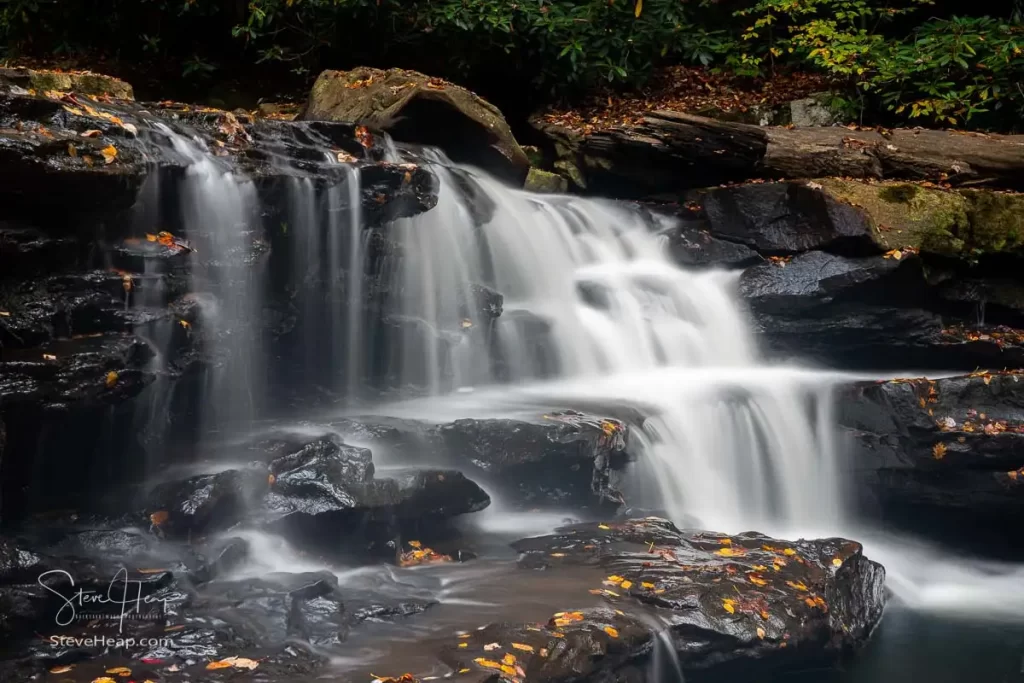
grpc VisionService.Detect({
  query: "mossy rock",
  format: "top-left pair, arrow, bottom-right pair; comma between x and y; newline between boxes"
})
817,178 -> 969,256
961,190 -> 1024,256
0,67 -> 134,100
303,67 -> 528,182
524,168 -> 568,194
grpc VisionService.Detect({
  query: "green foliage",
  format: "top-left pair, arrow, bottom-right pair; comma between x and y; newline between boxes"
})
871,16 -> 1024,126
0,0 -> 1021,131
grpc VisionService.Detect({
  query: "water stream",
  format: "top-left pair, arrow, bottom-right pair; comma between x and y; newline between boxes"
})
136,132 -> 1024,678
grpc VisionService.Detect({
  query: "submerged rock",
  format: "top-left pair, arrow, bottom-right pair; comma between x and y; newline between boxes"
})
440,518 -> 884,680
303,67 -> 529,182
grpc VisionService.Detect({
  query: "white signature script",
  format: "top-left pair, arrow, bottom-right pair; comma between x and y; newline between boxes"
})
37,568 -> 171,632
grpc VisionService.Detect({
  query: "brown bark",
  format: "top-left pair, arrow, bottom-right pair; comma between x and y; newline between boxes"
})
539,111 -> 1024,197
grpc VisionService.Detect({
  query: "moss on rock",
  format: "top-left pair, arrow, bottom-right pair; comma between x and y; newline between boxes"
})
961,190 -> 1024,256
524,168 -> 568,194
818,178 -> 969,256
0,67 -> 134,99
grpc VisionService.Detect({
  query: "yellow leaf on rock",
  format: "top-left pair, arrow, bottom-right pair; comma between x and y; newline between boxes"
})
49,665 -> 74,674
603,626 -> 619,638
757,627 -> 766,640
716,547 -> 742,557
502,654 -> 516,666
206,660 -> 235,670
100,144 -> 118,164
932,443 -> 947,460
458,643 -> 467,649
105,371 -> 118,388
641,582 -> 656,589
500,665 -> 516,676
782,548 -> 796,556
787,580 -> 809,591
607,575 -> 625,584
512,643 -> 534,653
718,538 -> 732,546
620,580 -> 633,590
68,143 -> 78,157
105,669 -> 132,677
722,598 -> 736,614
92,679 -> 117,683
832,558 -> 843,567
598,524 -> 611,530
408,540 -> 422,549
474,658 -> 502,670
748,573 -> 768,587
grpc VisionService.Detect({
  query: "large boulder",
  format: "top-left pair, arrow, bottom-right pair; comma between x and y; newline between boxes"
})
303,67 -> 529,182
837,372 -> 1024,547
438,518 -> 884,680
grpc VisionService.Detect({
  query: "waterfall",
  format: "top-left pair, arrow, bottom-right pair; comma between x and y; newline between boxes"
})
384,152 -> 841,533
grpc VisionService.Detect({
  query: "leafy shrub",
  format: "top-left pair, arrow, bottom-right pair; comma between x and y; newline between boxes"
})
869,16 -> 1024,126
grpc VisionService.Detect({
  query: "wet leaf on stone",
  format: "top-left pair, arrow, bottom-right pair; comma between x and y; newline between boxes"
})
641,582 -> 656,589
150,510 -> 169,526
716,547 -> 744,557
757,627 -> 766,639
68,143 -> 78,157
619,580 -> 633,590
474,658 -> 502,670
786,580 -> 809,591
603,626 -> 619,638
43,353 -> 57,361
81,129 -> 102,138
511,643 -> 534,653
105,667 -> 132,676
92,679 -> 117,683
598,524 -> 611,530
502,653 -> 516,666
100,144 -> 118,164
722,598 -> 736,614
748,573 -> 768,587
932,443 -> 947,460
49,665 -> 74,674
458,642 -> 468,648
105,371 -> 118,388
832,558 -> 843,567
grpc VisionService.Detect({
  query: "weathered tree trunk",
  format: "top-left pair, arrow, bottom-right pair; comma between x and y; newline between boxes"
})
537,111 -> 1024,198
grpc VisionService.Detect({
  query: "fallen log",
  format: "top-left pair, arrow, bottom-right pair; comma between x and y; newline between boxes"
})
536,111 -> 1024,198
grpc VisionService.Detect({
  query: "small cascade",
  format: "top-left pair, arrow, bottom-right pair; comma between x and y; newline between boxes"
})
154,124 -> 265,431
378,151 -> 841,532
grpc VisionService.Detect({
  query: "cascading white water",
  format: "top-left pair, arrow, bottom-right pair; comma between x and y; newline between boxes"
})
156,124 -> 264,430
387,152 -> 841,532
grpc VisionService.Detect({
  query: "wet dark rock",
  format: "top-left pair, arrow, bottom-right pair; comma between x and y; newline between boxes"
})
328,411 -> 631,512
0,537 -> 42,583
661,219 -> 761,269
146,435 -> 490,545
146,466 -> 271,536
304,67 -> 529,183
694,181 -> 877,255
0,333 -> 155,409
837,372 -> 1024,548
0,86 -> 439,229
440,518 -> 884,681
738,250 -> 1024,370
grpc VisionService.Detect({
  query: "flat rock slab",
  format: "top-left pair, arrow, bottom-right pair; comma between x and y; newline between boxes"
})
431,518 -> 885,681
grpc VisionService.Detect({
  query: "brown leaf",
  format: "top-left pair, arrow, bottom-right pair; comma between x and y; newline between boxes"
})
149,510 -> 169,526
81,129 -> 102,138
